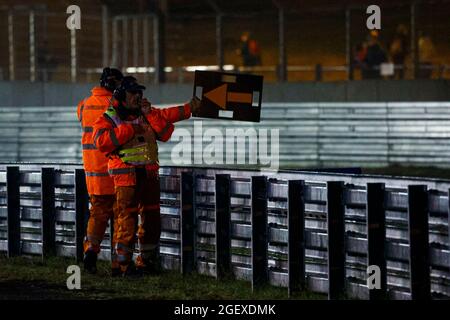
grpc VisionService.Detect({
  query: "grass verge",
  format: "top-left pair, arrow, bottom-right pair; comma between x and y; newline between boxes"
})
0,255 -> 325,300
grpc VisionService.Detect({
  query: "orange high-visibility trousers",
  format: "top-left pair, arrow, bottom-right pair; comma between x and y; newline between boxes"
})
115,168 -> 161,266
84,194 -> 119,267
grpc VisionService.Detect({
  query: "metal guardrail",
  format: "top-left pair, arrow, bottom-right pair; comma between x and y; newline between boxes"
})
3,102 -> 450,168
0,164 -> 449,299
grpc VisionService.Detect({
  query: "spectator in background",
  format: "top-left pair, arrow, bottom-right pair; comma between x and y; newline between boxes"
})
237,31 -> 262,67
418,32 -> 435,79
353,42 -> 368,78
389,24 -> 409,79
363,30 -> 387,79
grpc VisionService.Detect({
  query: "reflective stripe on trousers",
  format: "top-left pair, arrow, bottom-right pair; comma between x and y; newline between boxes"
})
115,242 -> 134,264
116,242 -> 134,253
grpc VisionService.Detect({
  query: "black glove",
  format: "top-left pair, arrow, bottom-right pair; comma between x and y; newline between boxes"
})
189,96 -> 201,114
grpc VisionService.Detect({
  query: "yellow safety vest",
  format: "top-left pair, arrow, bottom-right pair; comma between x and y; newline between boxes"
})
104,107 -> 159,166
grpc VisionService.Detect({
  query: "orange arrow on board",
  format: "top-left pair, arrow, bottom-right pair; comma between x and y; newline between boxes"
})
203,84 -> 253,110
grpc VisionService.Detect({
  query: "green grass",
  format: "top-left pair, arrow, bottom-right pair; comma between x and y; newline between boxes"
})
0,255 -> 325,300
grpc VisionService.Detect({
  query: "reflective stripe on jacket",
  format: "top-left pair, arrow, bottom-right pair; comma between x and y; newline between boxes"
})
104,106 -> 159,166
77,86 -> 115,195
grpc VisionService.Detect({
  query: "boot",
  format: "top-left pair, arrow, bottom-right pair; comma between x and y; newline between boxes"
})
111,267 -> 122,277
122,261 -> 143,278
83,250 -> 98,274
136,250 -> 162,275
111,255 -> 121,277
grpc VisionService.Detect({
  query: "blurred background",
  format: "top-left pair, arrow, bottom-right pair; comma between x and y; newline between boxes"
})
0,0 -> 449,83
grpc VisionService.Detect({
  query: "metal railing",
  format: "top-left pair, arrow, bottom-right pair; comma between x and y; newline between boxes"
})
0,164 -> 449,299
3,102 -> 450,168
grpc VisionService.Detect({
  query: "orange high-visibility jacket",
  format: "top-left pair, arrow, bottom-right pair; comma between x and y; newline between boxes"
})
93,103 -> 191,186
77,86 -> 115,195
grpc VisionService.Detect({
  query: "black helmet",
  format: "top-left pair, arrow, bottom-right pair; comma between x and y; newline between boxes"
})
113,76 -> 146,102
100,67 -> 123,92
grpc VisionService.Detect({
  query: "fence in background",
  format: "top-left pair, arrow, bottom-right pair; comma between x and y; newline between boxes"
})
2,102 -> 450,168
82,64 -> 450,84
2,2 -> 450,83
0,164 -> 449,299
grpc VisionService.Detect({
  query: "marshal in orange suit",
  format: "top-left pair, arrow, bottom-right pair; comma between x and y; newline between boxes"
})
76,67 -> 123,276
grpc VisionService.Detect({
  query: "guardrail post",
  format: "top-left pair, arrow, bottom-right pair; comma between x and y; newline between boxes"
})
215,174 -> 231,279
41,168 -> 56,258
180,171 -> 195,274
74,169 -> 89,263
7,166 -> 20,257
251,176 -> 268,291
327,181 -> 346,300
288,180 -> 306,296
366,183 -> 387,300
407,185 -> 430,300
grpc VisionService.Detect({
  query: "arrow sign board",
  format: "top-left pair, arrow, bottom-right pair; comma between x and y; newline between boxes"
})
192,70 -> 263,122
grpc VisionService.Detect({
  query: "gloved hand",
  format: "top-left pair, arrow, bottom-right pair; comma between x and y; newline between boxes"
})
189,96 -> 201,114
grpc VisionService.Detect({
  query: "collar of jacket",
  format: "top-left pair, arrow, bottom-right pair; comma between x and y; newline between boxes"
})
91,86 -> 113,96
